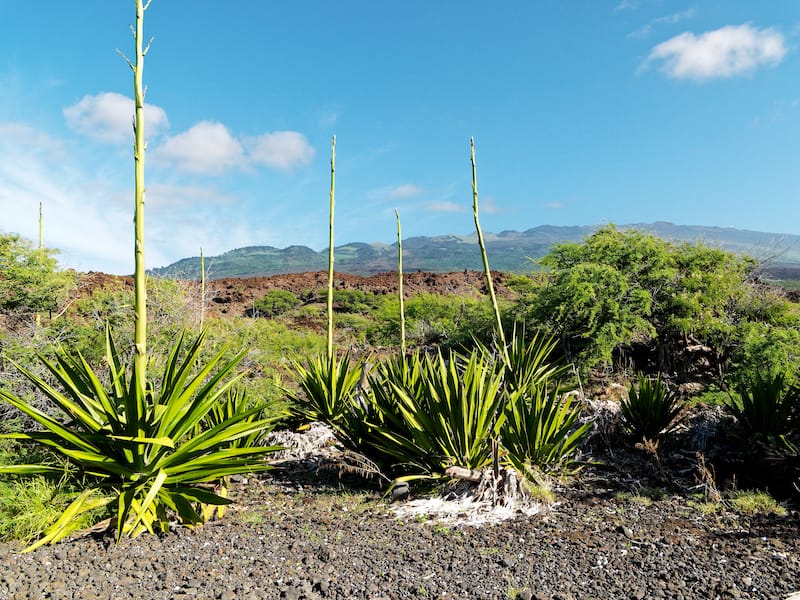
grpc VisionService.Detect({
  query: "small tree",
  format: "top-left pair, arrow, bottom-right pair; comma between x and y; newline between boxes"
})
0,233 -> 75,319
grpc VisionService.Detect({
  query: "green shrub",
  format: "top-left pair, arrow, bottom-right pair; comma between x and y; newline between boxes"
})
253,289 -> 300,317
332,289 -> 379,314
0,233 -> 76,319
368,293 -> 495,348
621,374 -> 682,440
728,490 -> 787,516
731,322 -> 800,387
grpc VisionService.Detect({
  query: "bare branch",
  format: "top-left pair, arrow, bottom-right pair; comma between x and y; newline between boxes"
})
143,0 -> 153,10
143,37 -> 154,56
129,24 -> 135,37
116,48 -> 134,70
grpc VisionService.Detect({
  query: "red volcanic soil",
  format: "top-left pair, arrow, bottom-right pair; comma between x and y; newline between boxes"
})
77,270 -> 513,318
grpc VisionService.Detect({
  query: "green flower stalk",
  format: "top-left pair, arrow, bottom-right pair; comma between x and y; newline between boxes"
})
200,247 -> 205,327
470,137 -> 508,365
396,209 -> 406,355
327,135 -> 336,359
131,0 -> 151,389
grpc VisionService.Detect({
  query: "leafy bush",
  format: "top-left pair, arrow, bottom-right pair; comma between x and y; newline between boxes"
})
512,225 -> 765,376
725,372 -> 798,451
252,289 -> 300,317
0,329 -> 279,550
332,289 -> 380,314
621,374 -> 682,440
0,233 -> 76,319
369,293 -> 495,348
730,322 -> 800,387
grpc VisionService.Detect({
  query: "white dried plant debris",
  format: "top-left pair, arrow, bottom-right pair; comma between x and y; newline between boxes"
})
583,397 -> 622,437
392,467 -> 549,526
265,421 -> 337,462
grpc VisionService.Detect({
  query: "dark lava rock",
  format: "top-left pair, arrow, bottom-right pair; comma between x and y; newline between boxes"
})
0,476 -> 798,600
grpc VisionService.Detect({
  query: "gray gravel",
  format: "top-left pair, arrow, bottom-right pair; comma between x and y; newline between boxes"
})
0,473 -> 798,600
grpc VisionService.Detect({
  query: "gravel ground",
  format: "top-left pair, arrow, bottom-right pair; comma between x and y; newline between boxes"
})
0,470 -> 798,600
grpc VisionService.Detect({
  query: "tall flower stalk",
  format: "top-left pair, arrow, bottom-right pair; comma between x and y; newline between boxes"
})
327,135 -> 336,359
470,137 -> 508,365
395,209 -> 406,355
130,0 -> 151,390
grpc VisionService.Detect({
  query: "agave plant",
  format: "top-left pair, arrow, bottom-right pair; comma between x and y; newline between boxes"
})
362,349 -> 507,477
725,372 -> 798,452
621,374 -> 682,440
476,325 -> 565,394
289,352 -> 364,427
0,329 -> 279,550
501,381 -> 591,476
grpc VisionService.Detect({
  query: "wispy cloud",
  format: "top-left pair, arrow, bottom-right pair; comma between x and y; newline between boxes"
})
628,9 -> 697,39
0,121 -> 133,272
751,97 -> 800,128
480,197 -> 500,214
245,131 -> 315,171
388,183 -> 423,199
426,201 -> 466,213
147,183 -> 237,209
317,108 -> 340,129
0,122 -> 65,157
63,92 -> 168,144
642,24 -> 787,81
614,0 -> 638,11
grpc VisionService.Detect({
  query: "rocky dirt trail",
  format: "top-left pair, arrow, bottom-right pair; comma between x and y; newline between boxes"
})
1,469 -> 798,600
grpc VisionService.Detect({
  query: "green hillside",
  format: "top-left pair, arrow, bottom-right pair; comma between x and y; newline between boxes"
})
149,222 -> 800,280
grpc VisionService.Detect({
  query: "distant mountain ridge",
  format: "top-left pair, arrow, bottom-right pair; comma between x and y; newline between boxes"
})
149,222 -> 800,280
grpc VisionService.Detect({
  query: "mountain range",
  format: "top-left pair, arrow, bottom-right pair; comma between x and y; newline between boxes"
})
149,222 -> 800,281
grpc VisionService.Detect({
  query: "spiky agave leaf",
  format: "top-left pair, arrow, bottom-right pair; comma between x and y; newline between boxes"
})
0,329 -> 279,549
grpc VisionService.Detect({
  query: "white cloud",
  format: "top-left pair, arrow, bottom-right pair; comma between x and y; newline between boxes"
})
628,9 -> 697,39
147,183 -> 237,209
542,201 -> 565,210
0,121 -> 282,274
388,183 -> 423,199
153,121 -> 246,175
245,131 -> 315,171
427,201 -> 466,213
0,123 -> 133,273
615,0 -> 638,11
480,197 -> 500,214
643,24 -> 787,81
0,123 -> 65,157
63,92 -> 169,144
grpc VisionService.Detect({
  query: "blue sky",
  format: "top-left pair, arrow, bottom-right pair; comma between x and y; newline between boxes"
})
1,1 -> 798,274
